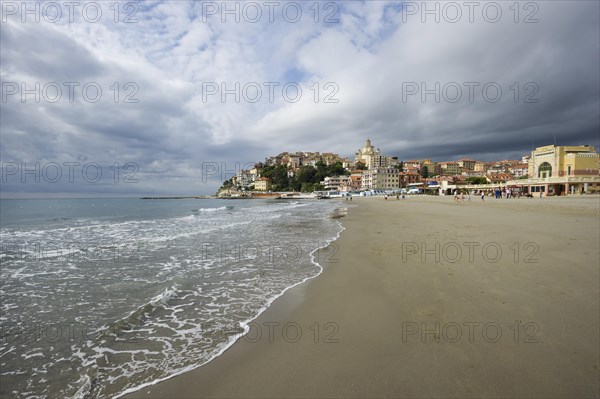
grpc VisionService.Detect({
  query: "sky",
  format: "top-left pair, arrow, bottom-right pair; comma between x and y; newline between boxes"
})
1,0 -> 599,196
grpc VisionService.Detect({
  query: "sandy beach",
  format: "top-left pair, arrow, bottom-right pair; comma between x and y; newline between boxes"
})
127,195 -> 599,398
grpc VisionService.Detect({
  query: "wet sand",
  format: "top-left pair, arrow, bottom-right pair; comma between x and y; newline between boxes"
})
127,195 -> 600,398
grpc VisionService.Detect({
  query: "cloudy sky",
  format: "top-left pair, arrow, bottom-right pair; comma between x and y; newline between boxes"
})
1,0 -> 598,196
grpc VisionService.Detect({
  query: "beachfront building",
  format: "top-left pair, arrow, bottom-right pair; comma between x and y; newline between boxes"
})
400,172 -> 422,187
361,168 -> 420,190
254,177 -> 272,191
528,145 -> 599,178
521,145 -> 600,195
349,171 -> 363,191
321,175 -> 351,191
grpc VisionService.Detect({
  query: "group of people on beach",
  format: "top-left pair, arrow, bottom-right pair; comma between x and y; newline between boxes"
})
383,194 -> 406,200
453,187 -> 534,202
492,187 -> 532,199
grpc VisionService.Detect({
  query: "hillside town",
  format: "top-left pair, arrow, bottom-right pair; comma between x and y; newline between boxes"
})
217,139 -> 600,198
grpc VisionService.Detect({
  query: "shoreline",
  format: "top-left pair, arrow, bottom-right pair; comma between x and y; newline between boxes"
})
117,204 -> 347,398
126,196 -> 599,398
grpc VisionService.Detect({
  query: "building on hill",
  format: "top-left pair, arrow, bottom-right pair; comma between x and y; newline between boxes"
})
509,163 -> 529,177
486,163 -> 506,175
486,173 -> 514,184
341,158 -> 354,169
404,165 -> 420,175
457,159 -> 477,172
264,151 -> 345,169
430,162 -> 442,176
474,161 -> 486,172
439,162 -> 461,175
233,170 -> 256,189
355,139 -> 398,169
422,160 -> 434,173
355,139 -> 379,168
404,160 -> 422,171
321,152 -> 343,166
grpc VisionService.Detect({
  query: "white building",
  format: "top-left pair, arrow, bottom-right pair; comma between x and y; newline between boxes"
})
233,170 -> 256,189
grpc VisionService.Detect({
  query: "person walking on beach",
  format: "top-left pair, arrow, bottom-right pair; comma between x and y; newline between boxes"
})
481,191 -> 485,201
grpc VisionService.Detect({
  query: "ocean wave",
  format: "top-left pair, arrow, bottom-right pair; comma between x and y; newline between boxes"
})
191,206 -> 233,213
115,205 -> 346,398
100,286 -> 181,337
2,200 -> 346,399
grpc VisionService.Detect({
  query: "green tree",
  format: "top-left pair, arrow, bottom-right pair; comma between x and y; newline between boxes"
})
289,179 -> 302,192
314,161 -> 328,182
271,166 -> 289,190
420,166 -> 429,178
296,165 -> 317,184
326,162 -> 349,176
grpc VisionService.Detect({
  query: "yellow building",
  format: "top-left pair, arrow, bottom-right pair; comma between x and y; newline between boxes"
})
254,177 -> 272,191
525,145 -> 599,195
528,145 -> 599,178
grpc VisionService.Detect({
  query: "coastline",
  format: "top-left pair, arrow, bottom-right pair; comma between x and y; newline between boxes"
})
126,195 -> 599,398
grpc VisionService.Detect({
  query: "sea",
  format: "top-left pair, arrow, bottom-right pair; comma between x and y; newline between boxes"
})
0,198 -> 345,398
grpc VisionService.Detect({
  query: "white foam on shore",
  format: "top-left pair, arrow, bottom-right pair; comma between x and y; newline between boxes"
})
113,211 -> 346,399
